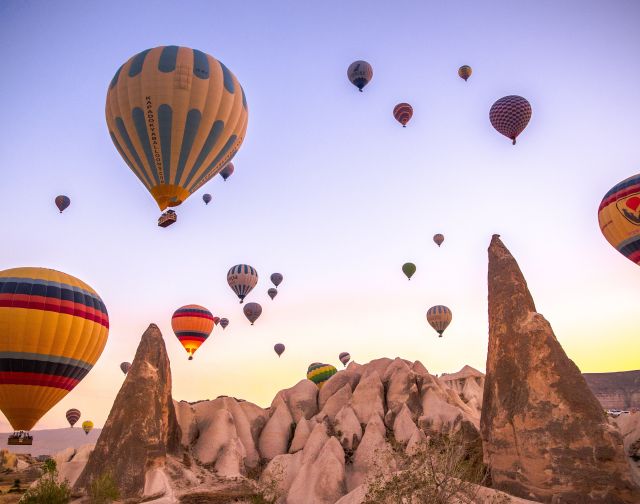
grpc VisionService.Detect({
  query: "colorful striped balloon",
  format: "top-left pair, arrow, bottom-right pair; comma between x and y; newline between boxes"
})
307,363 -> 338,389
66,408 -> 81,428
82,420 -> 93,435
220,163 -> 235,181
393,103 -> 413,127
171,304 -> 214,360
106,46 -> 248,211
598,173 -> 640,266
489,95 -> 531,145
458,65 -> 472,82
339,352 -> 351,367
347,60 -> 373,92
427,305 -> 452,337
0,267 -> 109,432
227,264 -> 258,303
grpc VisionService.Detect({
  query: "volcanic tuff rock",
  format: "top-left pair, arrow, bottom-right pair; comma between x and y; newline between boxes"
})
482,235 -> 640,503
583,371 -> 640,410
74,324 -> 181,500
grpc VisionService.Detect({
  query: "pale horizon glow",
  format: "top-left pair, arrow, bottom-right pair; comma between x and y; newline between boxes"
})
1,0 -> 639,431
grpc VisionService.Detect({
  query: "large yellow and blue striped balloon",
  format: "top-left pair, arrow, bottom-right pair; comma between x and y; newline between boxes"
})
106,46 -> 249,211
0,268 -> 109,431
306,363 -> 337,389
598,173 -> 640,266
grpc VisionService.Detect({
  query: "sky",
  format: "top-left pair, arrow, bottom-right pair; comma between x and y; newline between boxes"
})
1,0 -> 639,430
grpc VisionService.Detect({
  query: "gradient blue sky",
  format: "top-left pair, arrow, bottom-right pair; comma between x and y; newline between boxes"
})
1,0 -> 639,430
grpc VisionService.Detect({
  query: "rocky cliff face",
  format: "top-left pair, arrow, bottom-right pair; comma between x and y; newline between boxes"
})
482,235 -> 640,503
583,371 -> 640,410
74,324 -> 181,500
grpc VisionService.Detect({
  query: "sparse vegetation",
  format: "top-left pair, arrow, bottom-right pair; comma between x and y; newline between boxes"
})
363,433 -> 487,504
87,471 -> 120,504
18,459 -> 70,504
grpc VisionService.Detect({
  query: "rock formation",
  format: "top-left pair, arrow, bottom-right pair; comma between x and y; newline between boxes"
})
482,235 -> 640,503
583,371 -> 640,410
74,324 -> 181,500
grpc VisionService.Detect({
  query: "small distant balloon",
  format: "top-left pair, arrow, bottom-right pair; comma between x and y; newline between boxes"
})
307,363 -> 337,389
347,60 -> 373,92
220,163 -> 235,181
458,65 -> 472,81
227,264 -> 258,303
55,195 -> 70,213
213,317 -> 220,326
243,302 -> 262,325
427,305 -> 452,337
220,318 -> 229,330
203,194 -> 212,205
270,273 -> 283,287
433,234 -> 445,247
393,103 -> 413,127
120,362 -> 131,375
82,420 -> 94,435
402,262 -> 416,280
274,343 -> 285,357
489,95 -> 532,145
268,288 -> 278,300
339,352 -> 351,367
66,409 -> 81,428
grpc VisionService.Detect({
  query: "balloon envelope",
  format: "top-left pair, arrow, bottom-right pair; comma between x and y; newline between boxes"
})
120,362 -> 131,375
106,46 -> 249,211
82,420 -> 93,435
339,352 -> 351,367
66,409 -> 81,428
220,318 -> 229,329
243,302 -> 262,325
433,234 -> 445,247
268,288 -> 278,300
171,304 -> 214,359
0,267 -> 109,431
402,262 -> 416,280
227,264 -> 258,303
270,273 -> 283,287
427,305 -> 452,337
347,60 -> 373,92
393,103 -> 413,127
307,363 -> 337,389
203,193 -> 212,205
55,195 -> 70,213
220,162 -> 235,181
598,173 -> 640,266
489,95 -> 531,145
458,65 -> 472,81
274,343 -> 285,357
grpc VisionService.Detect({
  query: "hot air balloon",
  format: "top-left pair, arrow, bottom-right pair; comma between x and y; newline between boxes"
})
120,362 -> 131,375
243,302 -> 262,325
268,288 -> 278,300
339,352 -> 351,367
227,264 -> 258,303
433,234 -> 445,247
270,273 -> 283,287
203,194 -> 212,205
220,162 -> 235,181
489,95 -> 531,145
55,195 -> 70,213
82,420 -> 93,435
66,409 -> 81,428
427,305 -> 452,337
347,60 -> 373,92
171,304 -> 214,360
393,103 -> 413,127
307,363 -> 337,389
598,173 -> 640,266
458,65 -> 472,81
220,318 -> 229,330
402,262 -> 416,280
274,343 -> 285,357
105,46 -> 248,216
0,268 -> 109,442
213,316 -> 220,326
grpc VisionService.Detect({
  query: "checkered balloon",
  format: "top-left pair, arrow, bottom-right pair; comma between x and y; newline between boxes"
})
489,95 -> 531,145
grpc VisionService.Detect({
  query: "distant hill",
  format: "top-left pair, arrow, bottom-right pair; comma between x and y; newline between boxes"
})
0,428 -> 101,456
583,371 -> 640,410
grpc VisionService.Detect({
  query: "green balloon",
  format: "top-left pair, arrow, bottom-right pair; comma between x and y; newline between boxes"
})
402,262 -> 416,280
